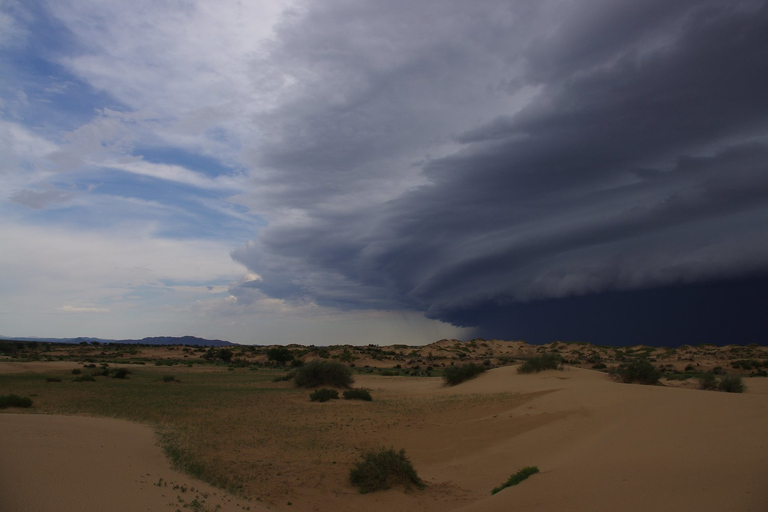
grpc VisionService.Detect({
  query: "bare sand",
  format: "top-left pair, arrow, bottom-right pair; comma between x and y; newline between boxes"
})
0,414 -> 267,512
2,364 -> 767,512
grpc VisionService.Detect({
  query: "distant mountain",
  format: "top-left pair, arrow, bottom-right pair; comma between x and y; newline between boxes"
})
1,335 -> 236,347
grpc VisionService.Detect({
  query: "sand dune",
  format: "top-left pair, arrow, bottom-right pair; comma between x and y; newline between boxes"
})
2,364 -> 767,512
0,414 -> 267,512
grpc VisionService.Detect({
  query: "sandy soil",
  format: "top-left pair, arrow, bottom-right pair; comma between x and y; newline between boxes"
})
0,414 -> 268,512
2,363 -> 767,512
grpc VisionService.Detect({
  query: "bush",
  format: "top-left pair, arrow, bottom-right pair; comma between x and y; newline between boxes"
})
612,359 -> 661,385
343,389 -> 372,401
309,388 -> 339,402
0,394 -> 33,408
46,377 -> 62,383
294,360 -> 353,388
162,375 -> 179,383
718,374 -> 746,393
698,372 -> 718,390
517,354 -> 562,374
443,363 -> 486,386
113,368 -> 131,379
73,374 -> 96,382
491,466 -> 540,494
349,448 -> 425,493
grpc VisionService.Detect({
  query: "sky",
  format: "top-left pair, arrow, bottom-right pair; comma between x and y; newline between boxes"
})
2,0 -> 768,346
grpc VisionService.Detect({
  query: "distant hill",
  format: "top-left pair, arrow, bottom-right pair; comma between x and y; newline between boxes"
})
1,335 -> 236,347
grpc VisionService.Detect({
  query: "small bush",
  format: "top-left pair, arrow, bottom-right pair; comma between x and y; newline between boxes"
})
113,368 -> 131,379
518,354 -> 562,374
294,360 -> 353,388
0,394 -> 33,408
46,377 -> 62,383
718,374 -> 746,393
491,466 -> 540,494
309,388 -> 339,402
612,359 -> 661,385
73,374 -> 96,382
343,389 -> 372,401
162,375 -> 179,383
443,363 -> 486,386
71,368 -> 81,375
698,373 -> 718,390
349,448 -> 425,494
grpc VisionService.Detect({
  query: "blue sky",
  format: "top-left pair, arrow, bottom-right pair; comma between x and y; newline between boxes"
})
2,1 -> 768,346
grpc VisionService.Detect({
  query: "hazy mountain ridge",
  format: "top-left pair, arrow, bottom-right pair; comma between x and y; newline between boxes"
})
1,335 -> 236,347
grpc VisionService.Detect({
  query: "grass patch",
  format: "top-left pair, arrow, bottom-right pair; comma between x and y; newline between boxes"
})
491,466 -> 540,494
309,388 -> 339,402
517,354 -> 562,374
343,388 -> 372,401
0,393 -> 33,408
442,363 -> 486,386
349,447 -> 425,494
294,360 -> 353,388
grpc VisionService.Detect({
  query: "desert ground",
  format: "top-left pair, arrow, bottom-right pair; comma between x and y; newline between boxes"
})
1,339 -> 767,512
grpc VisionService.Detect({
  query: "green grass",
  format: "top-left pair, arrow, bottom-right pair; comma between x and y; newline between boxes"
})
349,447 -> 425,493
491,466 -> 540,494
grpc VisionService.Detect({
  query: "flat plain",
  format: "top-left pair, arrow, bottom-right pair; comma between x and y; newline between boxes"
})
1,339 -> 767,512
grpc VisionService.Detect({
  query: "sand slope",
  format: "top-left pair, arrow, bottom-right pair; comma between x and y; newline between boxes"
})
2,365 -> 767,512
0,414 -> 267,512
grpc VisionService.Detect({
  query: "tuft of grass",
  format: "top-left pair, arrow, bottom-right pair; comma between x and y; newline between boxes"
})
293,360 -> 353,388
343,388 -> 372,401
349,447 -> 425,494
491,466 -> 540,494
309,388 -> 339,402
517,354 -> 562,374
72,374 -> 96,382
612,359 -> 661,385
0,393 -> 33,408
718,374 -> 746,393
443,363 -> 486,386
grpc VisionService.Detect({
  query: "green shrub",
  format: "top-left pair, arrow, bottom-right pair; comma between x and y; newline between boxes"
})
443,363 -> 486,386
343,389 -> 372,401
294,360 -> 353,388
718,374 -> 746,393
517,354 -> 562,374
612,359 -> 661,385
309,388 -> 339,402
349,447 -> 425,493
0,394 -> 33,408
491,466 -> 540,494
698,373 -> 718,390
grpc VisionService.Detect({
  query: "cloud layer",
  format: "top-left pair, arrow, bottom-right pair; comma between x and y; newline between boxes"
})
2,0 -> 767,344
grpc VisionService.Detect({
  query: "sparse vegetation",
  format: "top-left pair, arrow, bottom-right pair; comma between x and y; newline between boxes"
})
294,360 -> 353,388
443,363 -> 487,386
343,388 -> 372,401
349,447 -> 425,494
491,466 -> 540,494
0,393 -> 33,408
517,353 -> 562,374
113,367 -> 131,379
309,388 -> 339,402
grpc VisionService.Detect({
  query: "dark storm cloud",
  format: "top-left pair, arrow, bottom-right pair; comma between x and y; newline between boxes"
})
233,0 -> 768,343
